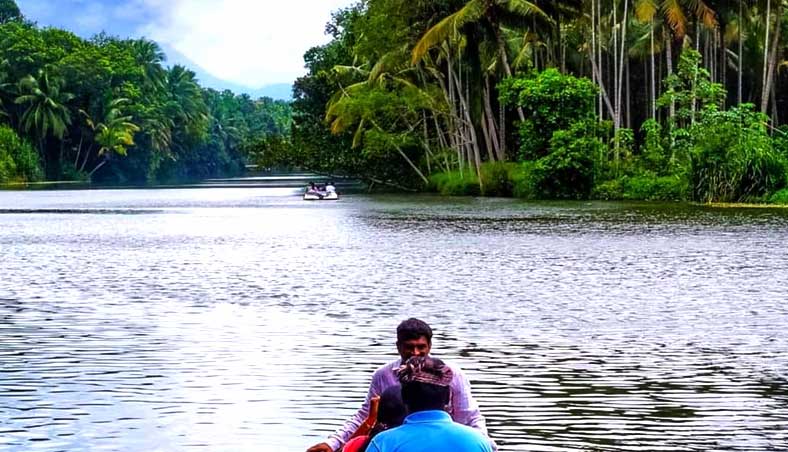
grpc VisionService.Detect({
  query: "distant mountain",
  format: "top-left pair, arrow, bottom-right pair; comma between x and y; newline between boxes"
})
161,45 -> 294,101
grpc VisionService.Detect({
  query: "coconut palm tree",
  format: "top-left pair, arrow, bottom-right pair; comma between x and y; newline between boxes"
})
632,0 -> 718,123
130,38 -> 166,91
412,0 -> 556,124
166,65 -> 208,127
14,70 -> 74,175
82,98 -> 140,177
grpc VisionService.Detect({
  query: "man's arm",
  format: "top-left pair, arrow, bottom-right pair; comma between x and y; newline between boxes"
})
450,364 -> 498,450
450,366 -> 488,433
322,373 -> 382,451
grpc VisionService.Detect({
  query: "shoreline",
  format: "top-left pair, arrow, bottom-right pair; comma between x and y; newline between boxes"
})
3,181 -> 788,209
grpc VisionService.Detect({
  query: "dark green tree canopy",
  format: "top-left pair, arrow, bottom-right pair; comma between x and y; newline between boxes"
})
0,0 -> 21,24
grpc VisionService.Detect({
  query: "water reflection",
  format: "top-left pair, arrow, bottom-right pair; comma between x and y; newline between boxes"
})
1,190 -> 787,451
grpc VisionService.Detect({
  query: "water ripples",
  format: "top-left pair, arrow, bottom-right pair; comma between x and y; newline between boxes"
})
1,190 -> 787,451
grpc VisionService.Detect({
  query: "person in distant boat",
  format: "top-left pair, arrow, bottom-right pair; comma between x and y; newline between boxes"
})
325,181 -> 336,194
308,182 -> 318,193
366,356 -> 494,452
341,385 -> 407,452
305,318 -> 495,452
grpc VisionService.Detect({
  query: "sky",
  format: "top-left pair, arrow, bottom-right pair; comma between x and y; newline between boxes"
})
16,0 -> 353,91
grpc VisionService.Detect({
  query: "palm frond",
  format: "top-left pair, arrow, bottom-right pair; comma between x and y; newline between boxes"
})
411,0 -> 484,64
662,0 -> 688,38
352,119 -> 365,148
501,0 -> 552,23
634,0 -> 658,23
686,0 -> 717,29
723,19 -> 740,45
332,65 -> 369,78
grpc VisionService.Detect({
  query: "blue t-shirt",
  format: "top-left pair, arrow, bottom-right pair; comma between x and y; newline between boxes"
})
367,410 -> 493,452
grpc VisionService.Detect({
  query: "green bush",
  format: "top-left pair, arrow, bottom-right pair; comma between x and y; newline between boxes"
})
639,119 -> 668,173
623,175 -> 689,201
510,161 -> 539,199
0,147 -> 16,182
479,162 -> 518,196
769,188 -> 788,204
499,69 -> 598,159
428,170 -> 480,196
0,124 -> 42,182
534,120 -> 602,199
592,179 -> 624,200
690,105 -> 787,202
593,175 -> 689,201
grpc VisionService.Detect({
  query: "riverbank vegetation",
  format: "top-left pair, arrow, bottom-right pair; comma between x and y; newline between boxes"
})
0,1 -> 291,185
253,0 -> 788,203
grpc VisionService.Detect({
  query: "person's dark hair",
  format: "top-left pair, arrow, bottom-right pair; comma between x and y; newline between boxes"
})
360,386 -> 407,451
398,356 -> 451,413
396,318 -> 432,344
401,379 -> 450,413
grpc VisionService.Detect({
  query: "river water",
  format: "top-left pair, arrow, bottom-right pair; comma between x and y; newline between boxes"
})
1,187 -> 787,451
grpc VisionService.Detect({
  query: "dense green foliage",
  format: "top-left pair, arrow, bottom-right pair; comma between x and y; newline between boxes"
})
0,2 -> 292,184
690,105 -> 786,203
499,69 -> 598,160
0,124 -> 41,182
261,0 -> 788,204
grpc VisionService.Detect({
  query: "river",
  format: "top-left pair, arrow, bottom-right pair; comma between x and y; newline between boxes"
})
1,187 -> 787,451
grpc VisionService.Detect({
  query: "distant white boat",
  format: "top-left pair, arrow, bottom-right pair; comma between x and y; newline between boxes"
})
303,188 -> 338,200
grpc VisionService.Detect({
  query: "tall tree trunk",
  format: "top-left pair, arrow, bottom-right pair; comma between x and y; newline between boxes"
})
588,47 -> 617,119
761,2 -> 782,115
616,0 -> 629,131
422,111 -> 432,174
483,76 -> 503,161
446,51 -> 464,175
480,106 -> 495,162
592,0 -> 602,118
452,62 -> 482,186
74,134 -> 83,167
718,28 -> 726,106
738,0 -> 743,105
499,101 -> 506,159
88,157 -> 107,179
771,83 -> 779,126
495,28 -> 526,122
626,57 -> 631,128
394,145 -> 429,185
666,34 -> 675,121
80,145 -> 92,172
613,0 -> 619,131
598,0 -> 605,119
762,0 -> 772,104
651,24 -> 656,119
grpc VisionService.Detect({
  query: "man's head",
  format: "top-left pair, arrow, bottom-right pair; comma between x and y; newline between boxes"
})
396,356 -> 453,413
377,385 -> 407,429
396,318 -> 432,362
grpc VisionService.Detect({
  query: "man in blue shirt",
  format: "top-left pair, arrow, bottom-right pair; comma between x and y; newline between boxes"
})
367,356 -> 494,452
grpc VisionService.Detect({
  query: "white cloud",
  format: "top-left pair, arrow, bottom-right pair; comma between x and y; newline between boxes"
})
137,0 -> 353,88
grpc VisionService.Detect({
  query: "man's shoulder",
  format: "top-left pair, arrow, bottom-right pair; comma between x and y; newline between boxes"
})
367,423 -> 408,448
372,359 -> 400,375
445,422 -> 492,446
439,358 -> 466,374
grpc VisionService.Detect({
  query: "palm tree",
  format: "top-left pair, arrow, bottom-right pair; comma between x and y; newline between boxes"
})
166,65 -> 208,128
412,0 -> 553,124
82,98 -> 140,177
14,70 -> 74,175
326,49 -> 439,185
760,0 -> 782,114
633,0 -> 717,123
130,38 -> 166,91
